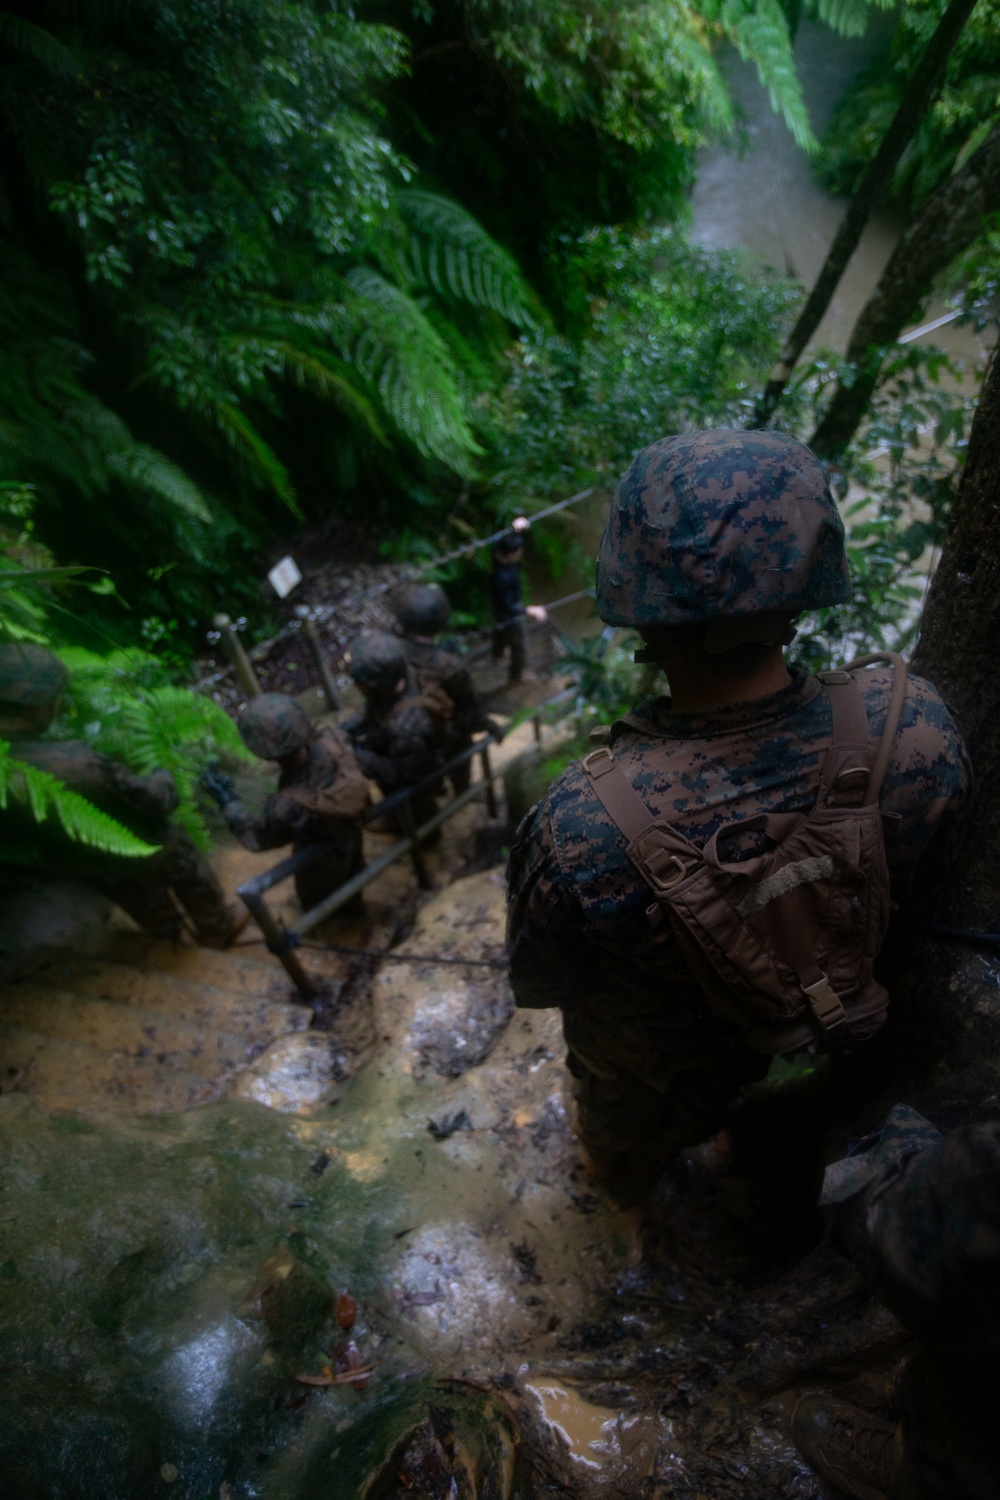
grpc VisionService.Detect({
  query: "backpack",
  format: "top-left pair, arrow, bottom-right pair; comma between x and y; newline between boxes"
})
280,735 -> 371,829
580,652 -> 908,1055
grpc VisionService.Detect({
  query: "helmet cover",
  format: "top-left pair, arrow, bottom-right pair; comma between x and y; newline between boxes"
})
391,582 -> 451,637
345,630 -> 409,694
596,429 -> 851,628
238,693 -> 312,759
0,642 -> 70,708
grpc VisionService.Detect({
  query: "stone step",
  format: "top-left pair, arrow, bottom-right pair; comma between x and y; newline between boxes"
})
24,954 -> 310,1041
0,985 -> 263,1082
0,1020 -> 212,1114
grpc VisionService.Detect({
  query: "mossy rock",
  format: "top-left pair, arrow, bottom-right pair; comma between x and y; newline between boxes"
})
0,1096 -> 516,1499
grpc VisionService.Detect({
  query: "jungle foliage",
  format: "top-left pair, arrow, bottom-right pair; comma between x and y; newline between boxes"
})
1,0 -> 880,652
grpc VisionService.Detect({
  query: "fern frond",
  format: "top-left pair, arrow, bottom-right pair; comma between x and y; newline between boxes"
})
711,0 -> 818,151
342,269 -> 484,472
214,400 -> 301,515
0,740 -> 158,856
811,0 -> 892,39
397,191 -> 542,329
273,343 -> 389,445
0,12 -> 76,74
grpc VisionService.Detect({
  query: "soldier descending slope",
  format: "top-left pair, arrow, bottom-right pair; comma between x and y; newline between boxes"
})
506,430 -> 969,1194
344,630 -> 449,829
202,693 -> 370,914
0,642 -> 247,947
390,582 -> 500,793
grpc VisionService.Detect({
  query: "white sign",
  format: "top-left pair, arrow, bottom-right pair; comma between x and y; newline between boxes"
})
267,555 -> 302,599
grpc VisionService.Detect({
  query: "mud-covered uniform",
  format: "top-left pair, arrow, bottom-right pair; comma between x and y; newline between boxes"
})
491,556 -> 526,682
822,1104 -> 1000,1498
345,676 -> 447,829
507,666 -> 969,1167
219,724 -> 368,912
3,737 -> 237,944
402,639 -> 494,794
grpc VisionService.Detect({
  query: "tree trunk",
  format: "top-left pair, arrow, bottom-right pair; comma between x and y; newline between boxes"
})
753,0 -> 979,427
912,347 -> 1000,928
809,125 -> 1000,460
873,344 -> 1000,1090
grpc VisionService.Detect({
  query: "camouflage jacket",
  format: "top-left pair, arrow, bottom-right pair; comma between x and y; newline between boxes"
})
344,681 -> 447,794
506,665 -> 969,1079
401,639 -> 493,743
223,725 -> 367,853
821,1104 -> 1000,1366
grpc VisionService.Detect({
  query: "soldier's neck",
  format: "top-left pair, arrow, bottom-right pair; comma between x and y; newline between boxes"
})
661,649 -> 792,714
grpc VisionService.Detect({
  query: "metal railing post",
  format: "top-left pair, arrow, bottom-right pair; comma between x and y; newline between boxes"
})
238,889 -> 318,1000
295,606 -> 340,710
397,800 -> 433,890
480,744 -> 498,819
532,713 -> 542,743
213,613 -> 262,699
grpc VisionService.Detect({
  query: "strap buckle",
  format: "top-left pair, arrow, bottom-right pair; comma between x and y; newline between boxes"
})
581,746 -> 616,779
804,973 -> 848,1032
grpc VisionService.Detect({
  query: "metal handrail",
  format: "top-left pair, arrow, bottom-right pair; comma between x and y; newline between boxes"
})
235,690 -> 575,998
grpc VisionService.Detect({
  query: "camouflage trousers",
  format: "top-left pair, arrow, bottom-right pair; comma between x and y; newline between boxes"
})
91,824 -> 237,945
293,828 -> 365,915
563,1006 -> 768,1186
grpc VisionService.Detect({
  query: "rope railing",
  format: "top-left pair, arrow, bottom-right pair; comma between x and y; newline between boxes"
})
236,686 -> 577,997
197,487 -> 597,695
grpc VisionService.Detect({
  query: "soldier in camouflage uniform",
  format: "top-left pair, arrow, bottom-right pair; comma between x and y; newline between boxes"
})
792,1096 -> 1000,1498
344,631 -> 449,830
390,582 -> 500,794
0,642 -> 246,947
202,693 -> 370,914
506,431 -> 969,1191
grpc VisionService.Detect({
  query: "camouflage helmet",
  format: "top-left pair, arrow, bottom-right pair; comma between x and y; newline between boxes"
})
0,642 -> 70,708
238,693 -> 312,759
596,430 -> 851,629
345,630 -> 408,695
391,582 -> 451,637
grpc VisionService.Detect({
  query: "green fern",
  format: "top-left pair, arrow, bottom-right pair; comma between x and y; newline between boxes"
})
811,0 -> 893,41
0,739 -> 158,857
57,652 -> 256,852
712,0 -> 818,151
397,190 -> 543,329
0,12 -> 76,75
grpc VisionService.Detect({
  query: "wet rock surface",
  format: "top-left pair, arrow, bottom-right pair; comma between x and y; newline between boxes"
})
0,867 -> 913,1498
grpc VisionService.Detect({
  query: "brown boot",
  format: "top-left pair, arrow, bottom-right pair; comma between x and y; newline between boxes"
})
792,1393 -> 901,1500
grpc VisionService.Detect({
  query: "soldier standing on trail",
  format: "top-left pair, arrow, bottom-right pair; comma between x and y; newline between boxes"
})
343,630 -> 449,830
202,693 -> 370,915
491,516 -> 548,685
506,430 -> 969,1196
390,581 -> 501,794
792,1089 -> 1000,1500
0,642 -> 247,948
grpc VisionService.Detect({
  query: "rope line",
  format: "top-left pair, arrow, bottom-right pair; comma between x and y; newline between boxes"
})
197,487 -> 596,692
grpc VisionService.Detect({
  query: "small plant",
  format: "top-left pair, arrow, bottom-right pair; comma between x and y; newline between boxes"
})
57,649 -> 255,851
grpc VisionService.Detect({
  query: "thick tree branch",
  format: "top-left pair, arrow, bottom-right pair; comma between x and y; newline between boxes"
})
809,125 -> 1000,460
753,0 -> 979,427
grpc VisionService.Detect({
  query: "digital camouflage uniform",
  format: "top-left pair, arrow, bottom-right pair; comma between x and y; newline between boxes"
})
505,430 -> 970,1176
401,640 -> 495,794
5,737 -> 241,946
815,1105 -> 1000,1498
218,706 -> 369,913
344,632 -> 449,830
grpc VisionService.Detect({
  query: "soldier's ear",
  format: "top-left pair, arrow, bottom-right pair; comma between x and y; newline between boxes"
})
395,677 -> 406,695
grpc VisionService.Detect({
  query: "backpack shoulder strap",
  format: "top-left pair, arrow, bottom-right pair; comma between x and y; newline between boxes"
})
849,650 -> 908,804
580,745 -> 654,842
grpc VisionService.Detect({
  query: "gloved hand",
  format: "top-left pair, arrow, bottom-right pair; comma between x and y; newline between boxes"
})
201,764 -> 238,808
486,715 -> 506,744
